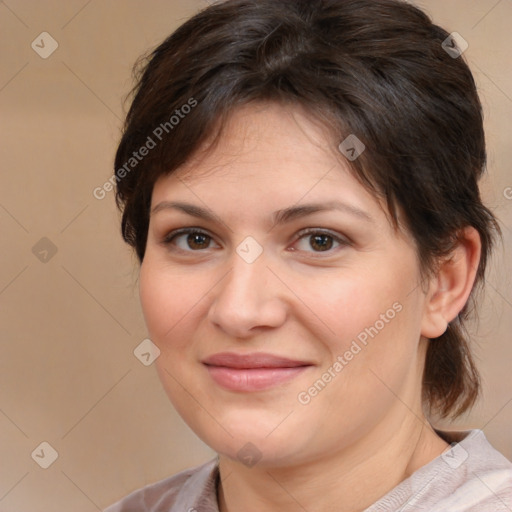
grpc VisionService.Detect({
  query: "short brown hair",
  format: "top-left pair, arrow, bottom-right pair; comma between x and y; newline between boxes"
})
114,0 -> 500,419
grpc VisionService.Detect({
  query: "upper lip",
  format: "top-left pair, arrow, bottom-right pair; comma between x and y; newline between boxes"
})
203,352 -> 312,369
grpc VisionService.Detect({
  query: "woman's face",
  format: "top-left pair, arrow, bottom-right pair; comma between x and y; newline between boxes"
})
140,103 -> 431,467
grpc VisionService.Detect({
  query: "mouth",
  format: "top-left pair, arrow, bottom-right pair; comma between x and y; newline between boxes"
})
202,352 -> 313,392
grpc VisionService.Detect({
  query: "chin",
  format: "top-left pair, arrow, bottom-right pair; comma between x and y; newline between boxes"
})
192,412 -> 314,468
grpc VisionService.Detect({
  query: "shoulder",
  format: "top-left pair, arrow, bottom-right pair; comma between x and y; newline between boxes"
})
366,429 -> 512,512
436,429 -> 512,511
103,458 -> 219,512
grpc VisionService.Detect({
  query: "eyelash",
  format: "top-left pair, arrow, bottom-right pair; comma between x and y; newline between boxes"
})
161,227 -> 350,256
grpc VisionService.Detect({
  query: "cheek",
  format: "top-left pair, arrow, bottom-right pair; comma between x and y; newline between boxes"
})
139,261 -> 205,348
298,266 -> 411,351
311,261 -> 423,392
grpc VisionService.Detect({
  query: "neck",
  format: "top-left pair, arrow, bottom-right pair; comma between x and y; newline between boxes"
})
217,413 -> 448,512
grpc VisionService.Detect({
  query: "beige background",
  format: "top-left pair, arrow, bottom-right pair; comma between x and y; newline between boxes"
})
0,1 -> 511,510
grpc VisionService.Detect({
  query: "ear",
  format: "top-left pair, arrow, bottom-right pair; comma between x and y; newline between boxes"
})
421,227 -> 482,339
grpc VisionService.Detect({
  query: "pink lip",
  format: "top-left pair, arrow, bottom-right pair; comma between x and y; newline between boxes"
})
202,352 -> 312,392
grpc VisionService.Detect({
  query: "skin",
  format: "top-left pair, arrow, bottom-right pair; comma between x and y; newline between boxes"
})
139,102 -> 481,512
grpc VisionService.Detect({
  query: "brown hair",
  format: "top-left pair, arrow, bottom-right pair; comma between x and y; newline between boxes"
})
114,0 -> 500,419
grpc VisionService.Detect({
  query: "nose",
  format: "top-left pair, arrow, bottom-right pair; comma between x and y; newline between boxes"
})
207,248 -> 287,339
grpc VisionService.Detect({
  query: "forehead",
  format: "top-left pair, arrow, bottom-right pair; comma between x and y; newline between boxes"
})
153,103 -> 375,208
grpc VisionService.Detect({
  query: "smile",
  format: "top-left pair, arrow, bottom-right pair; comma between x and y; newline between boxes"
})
202,352 -> 313,392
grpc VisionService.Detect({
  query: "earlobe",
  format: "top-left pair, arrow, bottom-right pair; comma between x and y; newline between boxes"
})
421,227 -> 482,339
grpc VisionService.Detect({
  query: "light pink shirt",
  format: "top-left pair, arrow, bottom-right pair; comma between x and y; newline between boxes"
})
104,429 -> 512,511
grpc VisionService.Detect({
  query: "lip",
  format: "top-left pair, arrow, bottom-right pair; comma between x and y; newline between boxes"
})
202,352 -> 313,392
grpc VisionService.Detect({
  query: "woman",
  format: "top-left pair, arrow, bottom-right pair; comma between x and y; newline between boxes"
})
105,0 -> 512,510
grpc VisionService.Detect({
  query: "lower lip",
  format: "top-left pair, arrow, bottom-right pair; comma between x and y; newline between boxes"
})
205,365 -> 310,392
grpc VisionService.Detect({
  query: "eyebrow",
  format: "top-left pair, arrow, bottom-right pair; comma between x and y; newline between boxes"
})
150,200 -> 374,226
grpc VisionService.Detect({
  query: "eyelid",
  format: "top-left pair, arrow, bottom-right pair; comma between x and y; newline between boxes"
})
295,227 -> 350,243
162,227 -> 213,243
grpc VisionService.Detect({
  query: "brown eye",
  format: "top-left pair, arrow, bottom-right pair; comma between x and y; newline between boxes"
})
185,232 -> 211,250
293,229 -> 349,254
163,229 -> 217,251
309,234 -> 334,252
